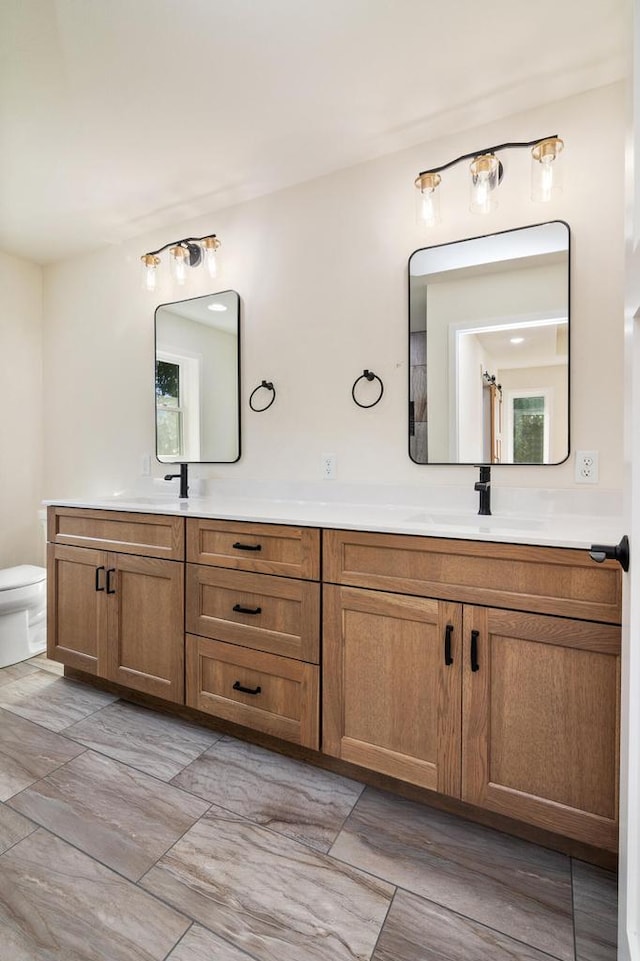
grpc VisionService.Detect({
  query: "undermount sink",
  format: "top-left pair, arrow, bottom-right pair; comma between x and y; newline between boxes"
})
406,511 -> 545,531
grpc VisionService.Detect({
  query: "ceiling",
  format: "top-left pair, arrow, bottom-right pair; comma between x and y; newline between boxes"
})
0,0 -> 628,265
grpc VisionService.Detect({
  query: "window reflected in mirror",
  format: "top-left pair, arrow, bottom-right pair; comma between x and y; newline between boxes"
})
408,221 -> 569,465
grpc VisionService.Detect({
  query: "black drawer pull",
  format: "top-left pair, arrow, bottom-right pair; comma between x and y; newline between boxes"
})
232,542 -> 262,552
233,604 -> 262,615
106,568 -> 116,595
233,681 -> 262,696
95,566 -> 106,592
444,624 -> 454,666
470,630 -> 480,672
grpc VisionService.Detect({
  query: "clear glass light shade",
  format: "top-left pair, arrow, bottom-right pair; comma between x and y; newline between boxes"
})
531,138 -> 564,202
141,255 -> 159,292
415,173 -> 441,226
170,246 -> 188,285
469,154 -> 500,214
202,237 -> 220,279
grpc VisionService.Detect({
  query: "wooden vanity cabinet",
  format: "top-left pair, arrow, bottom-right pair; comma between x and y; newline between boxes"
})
47,508 -> 185,703
323,528 -> 622,851
185,518 -> 321,748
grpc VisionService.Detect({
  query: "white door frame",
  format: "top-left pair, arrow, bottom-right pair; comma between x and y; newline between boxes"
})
619,6 -> 640,955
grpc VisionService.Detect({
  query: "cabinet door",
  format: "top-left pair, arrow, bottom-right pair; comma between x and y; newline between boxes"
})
47,543 -> 106,674
104,554 -> 184,703
462,606 -> 620,850
323,585 -> 462,795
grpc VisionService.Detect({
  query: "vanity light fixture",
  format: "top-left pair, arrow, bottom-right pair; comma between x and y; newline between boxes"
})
415,135 -> 564,226
141,234 -> 221,291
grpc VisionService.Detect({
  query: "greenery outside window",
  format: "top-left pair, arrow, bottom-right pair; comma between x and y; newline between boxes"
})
507,390 -> 550,464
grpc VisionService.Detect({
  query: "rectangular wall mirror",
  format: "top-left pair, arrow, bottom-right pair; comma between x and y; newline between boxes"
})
155,290 -> 240,463
409,221 -> 570,465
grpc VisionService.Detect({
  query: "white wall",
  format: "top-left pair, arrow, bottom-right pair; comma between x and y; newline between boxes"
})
0,251 -> 43,566
42,83 -> 625,499
456,334 -> 486,463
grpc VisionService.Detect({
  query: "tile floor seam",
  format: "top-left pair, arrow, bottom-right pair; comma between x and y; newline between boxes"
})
13,710 -> 221,791
6,751 -> 216,880
325,842 -> 432,893
164,923 -> 269,961
53,691 -> 125,732
570,858 -> 579,961
0,821 -> 195,923
366,884 -> 399,961
0,818 -> 40,859
139,799 -> 385,881
1,742 -> 90,804
59,702 -> 224,780
159,921 -> 195,961
319,778 -> 366,841
391,882 -> 575,961
162,782 -> 359,856
56,738 -> 222,800
0,676 -> 119,733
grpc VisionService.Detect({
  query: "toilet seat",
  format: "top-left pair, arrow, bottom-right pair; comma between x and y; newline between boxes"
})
0,566 -> 46,591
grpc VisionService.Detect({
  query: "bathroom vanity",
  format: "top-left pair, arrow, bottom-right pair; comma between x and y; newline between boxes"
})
46,498 -> 622,854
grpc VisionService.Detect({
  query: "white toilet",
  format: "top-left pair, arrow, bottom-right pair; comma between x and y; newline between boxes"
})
0,565 -> 47,668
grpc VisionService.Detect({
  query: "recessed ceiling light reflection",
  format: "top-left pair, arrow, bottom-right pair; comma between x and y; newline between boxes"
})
510,336 -> 525,344
208,303 -> 227,312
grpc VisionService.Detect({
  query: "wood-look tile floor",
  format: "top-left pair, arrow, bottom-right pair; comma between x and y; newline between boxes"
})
0,657 -> 618,961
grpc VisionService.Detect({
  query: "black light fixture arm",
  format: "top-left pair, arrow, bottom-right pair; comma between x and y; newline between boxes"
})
417,134 -> 559,178
144,233 -> 219,258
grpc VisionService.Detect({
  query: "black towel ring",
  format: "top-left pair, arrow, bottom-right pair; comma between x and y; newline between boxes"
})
352,370 -> 384,409
249,380 -> 276,412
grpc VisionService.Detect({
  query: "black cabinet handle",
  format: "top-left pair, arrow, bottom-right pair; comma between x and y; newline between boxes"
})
106,568 -> 116,595
444,624 -> 454,666
232,604 -> 262,615
232,542 -> 262,552
233,680 -> 262,696
470,630 -> 480,672
95,566 -> 105,592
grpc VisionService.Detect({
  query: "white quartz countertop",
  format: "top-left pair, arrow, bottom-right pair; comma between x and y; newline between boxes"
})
43,483 -> 626,552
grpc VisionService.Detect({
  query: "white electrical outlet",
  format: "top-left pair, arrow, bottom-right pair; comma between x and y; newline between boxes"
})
321,453 -> 337,480
141,453 -> 151,476
575,450 -> 599,484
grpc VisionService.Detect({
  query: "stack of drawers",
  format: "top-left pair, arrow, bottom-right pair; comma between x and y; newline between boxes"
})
185,519 -> 321,748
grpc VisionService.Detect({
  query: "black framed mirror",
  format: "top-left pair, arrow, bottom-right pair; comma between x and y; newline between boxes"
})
409,221 -> 569,465
155,290 -> 241,464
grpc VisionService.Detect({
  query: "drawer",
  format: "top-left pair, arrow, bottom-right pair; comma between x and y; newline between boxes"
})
323,529 -> 622,624
186,635 -> 319,748
186,566 -> 320,662
47,507 -> 184,561
187,518 -> 320,580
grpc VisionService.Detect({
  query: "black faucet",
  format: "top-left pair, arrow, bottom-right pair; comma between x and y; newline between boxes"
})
164,463 -> 189,498
474,465 -> 491,516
